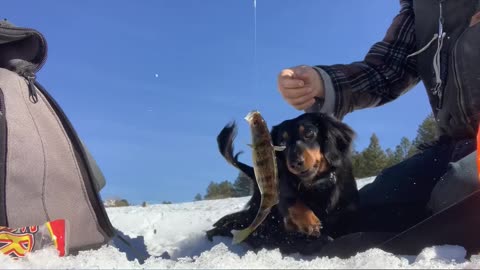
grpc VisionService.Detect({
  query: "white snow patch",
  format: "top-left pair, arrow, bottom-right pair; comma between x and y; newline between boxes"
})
356,176 -> 376,189
0,177 -> 477,269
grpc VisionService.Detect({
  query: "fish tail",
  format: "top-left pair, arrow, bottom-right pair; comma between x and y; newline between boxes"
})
231,228 -> 254,245
231,207 -> 272,245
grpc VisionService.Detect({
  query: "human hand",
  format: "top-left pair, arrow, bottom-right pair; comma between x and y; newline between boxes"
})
277,65 -> 325,110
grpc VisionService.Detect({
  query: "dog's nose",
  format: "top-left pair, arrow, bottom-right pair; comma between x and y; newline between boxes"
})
292,158 -> 305,170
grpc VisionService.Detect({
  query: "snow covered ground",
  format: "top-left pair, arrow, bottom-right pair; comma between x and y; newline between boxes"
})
1,176 -> 479,269
356,176 -> 376,190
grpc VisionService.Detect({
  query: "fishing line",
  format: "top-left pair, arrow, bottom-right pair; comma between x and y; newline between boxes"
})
253,0 -> 257,93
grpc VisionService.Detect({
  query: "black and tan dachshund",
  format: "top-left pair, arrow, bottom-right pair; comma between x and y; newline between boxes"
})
206,112 -> 359,254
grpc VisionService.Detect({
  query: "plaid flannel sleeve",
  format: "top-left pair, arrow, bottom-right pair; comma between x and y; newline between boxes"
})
308,0 -> 421,119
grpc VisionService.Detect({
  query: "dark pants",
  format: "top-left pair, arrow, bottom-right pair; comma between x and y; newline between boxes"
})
353,138 -> 477,233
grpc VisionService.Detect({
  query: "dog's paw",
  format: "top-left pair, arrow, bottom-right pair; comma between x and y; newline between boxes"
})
284,202 -> 322,237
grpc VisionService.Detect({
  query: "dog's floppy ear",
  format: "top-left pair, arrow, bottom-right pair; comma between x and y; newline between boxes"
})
317,114 -> 355,167
270,125 -> 280,146
270,124 -> 287,162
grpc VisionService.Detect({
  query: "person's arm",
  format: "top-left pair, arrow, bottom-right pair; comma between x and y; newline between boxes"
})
310,0 -> 420,119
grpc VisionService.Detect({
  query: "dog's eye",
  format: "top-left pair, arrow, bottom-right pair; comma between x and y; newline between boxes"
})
304,129 -> 315,139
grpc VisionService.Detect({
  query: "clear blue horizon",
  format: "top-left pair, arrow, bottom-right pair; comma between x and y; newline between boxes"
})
4,1 -> 431,204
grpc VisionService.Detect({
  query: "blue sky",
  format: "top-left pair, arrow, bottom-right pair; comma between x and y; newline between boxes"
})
3,1 -> 431,204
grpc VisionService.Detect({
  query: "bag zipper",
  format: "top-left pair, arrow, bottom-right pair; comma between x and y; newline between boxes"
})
452,27 -> 470,124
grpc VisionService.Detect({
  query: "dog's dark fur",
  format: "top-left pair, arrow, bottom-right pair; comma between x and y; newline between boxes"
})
206,113 -> 359,254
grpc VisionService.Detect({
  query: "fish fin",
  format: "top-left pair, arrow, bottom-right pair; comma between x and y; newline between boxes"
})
231,228 -> 254,245
273,145 -> 286,152
247,144 -> 253,149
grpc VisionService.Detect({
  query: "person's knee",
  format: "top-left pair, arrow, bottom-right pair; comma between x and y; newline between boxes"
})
428,151 -> 479,213
442,151 -> 477,188
359,149 -> 448,207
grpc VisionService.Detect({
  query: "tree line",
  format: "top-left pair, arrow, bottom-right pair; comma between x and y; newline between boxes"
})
351,114 -> 436,178
196,114 -> 437,201
194,171 -> 253,201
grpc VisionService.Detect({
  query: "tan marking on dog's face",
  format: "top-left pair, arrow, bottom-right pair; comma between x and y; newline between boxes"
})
282,131 -> 289,142
302,148 -> 318,170
299,125 -> 305,135
317,151 -> 330,174
302,149 -> 329,174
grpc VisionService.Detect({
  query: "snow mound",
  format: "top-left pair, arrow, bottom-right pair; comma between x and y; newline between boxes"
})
1,177 -> 477,269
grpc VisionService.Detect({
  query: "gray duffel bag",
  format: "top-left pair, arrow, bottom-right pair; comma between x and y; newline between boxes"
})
0,19 -> 114,253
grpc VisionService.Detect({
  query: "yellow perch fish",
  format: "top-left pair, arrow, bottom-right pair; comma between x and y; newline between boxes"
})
231,110 -> 285,244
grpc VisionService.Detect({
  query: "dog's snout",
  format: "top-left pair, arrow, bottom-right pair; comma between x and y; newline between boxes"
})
292,157 -> 305,170
287,143 -> 307,172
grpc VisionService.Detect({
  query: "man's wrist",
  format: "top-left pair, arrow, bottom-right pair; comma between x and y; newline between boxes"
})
305,67 -> 336,115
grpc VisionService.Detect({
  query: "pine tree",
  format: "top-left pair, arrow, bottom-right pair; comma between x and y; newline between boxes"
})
114,199 -> 129,207
410,114 -> 438,156
351,150 -> 367,178
398,137 -> 413,159
385,148 -> 395,168
233,172 -> 253,197
415,114 -> 437,144
205,182 -> 220,200
360,133 -> 388,177
387,137 -> 412,166
204,180 -> 236,200
194,193 -> 203,201
216,181 -> 236,198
